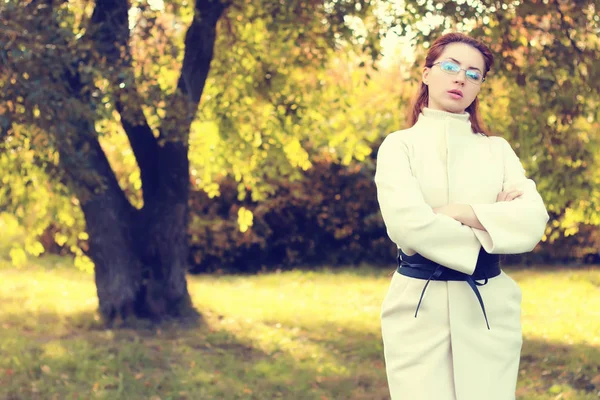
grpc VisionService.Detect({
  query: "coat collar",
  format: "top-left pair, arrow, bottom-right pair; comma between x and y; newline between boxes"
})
416,107 -> 476,136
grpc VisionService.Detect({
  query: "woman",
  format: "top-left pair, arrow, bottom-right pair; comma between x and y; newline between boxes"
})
374,33 -> 549,400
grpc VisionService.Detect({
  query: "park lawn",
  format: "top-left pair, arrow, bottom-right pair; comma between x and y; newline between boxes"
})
0,257 -> 599,400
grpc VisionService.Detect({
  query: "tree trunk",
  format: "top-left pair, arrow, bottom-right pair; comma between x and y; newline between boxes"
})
59,120 -> 196,325
83,190 -> 196,324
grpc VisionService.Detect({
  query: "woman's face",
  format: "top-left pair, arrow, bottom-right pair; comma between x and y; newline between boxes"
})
422,42 -> 486,114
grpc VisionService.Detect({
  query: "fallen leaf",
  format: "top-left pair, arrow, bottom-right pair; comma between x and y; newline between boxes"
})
41,365 -> 51,374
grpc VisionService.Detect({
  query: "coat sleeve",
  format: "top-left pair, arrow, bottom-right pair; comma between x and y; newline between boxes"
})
374,133 -> 483,275
470,137 -> 549,254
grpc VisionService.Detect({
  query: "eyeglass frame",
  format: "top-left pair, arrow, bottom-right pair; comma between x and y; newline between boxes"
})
431,60 -> 486,84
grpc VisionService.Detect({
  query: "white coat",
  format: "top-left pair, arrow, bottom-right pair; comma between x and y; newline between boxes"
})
374,107 -> 549,400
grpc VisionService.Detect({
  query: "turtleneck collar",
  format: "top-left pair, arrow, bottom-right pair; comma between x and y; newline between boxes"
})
420,107 -> 471,123
415,107 -> 478,136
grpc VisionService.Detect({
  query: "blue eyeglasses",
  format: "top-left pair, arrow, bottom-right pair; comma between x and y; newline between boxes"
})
432,60 -> 485,84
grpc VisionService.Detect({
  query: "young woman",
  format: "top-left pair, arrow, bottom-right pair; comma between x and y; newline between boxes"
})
374,33 -> 549,400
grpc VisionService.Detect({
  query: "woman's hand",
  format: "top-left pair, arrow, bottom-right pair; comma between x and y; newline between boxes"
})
433,204 -> 462,219
496,189 -> 523,202
433,204 -> 485,230
433,190 -> 523,230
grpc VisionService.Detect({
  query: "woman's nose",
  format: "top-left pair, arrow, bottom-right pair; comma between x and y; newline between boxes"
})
454,70 -> 467,84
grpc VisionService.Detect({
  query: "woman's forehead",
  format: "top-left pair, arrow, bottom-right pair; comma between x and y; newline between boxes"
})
437,42 -> 485,70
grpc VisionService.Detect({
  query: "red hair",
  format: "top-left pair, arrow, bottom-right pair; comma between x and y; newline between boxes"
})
408,33 -> 494,135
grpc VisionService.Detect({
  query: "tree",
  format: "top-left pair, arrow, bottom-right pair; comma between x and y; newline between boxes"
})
0,0 -> 380,324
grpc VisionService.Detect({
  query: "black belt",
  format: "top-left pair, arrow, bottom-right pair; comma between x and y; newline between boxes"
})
396,248 -> 501,330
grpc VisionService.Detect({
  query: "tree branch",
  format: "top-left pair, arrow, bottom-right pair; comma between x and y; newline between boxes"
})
161,0 -> 230,138
88,0 -> 161,204
151,0 -> 230,205
553,0 -> 584,58
179,0 -> 230,106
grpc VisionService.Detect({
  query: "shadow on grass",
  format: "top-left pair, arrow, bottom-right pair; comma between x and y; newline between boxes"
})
1,296 -> 597,400
519,337 -> 600,396
0,306 -> 390,400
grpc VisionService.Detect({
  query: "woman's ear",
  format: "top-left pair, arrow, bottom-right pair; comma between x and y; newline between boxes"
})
422,67 -> 430,85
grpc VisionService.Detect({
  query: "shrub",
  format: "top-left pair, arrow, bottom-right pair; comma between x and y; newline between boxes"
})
187,158 -> 396,273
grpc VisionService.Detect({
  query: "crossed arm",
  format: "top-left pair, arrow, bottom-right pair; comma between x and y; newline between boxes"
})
432,137 -> 548,254
433,189 -> 524,230
375,133 -> 548,274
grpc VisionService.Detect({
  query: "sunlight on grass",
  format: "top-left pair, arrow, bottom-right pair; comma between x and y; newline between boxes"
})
1,258 -> 599,399
516,267 -> 600,346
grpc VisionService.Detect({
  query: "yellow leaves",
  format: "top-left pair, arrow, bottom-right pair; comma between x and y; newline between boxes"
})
9,239 -> 44,267
128,170 -> 142,191
55,232 -> 68,246
237,182 -> 247,201
353,141 -> 372,162
57,210 -> 76,228
518,35 -> 529,47
204,182 -> 220,199
74,253 -> 94,273
24,240 -> 44,257
252,131 -> 263,148
283,138 -> 312,170
9,247 -> 27,267
237,207 -> 253,233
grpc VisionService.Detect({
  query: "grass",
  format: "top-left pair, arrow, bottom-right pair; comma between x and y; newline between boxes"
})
0,256 -> 599,400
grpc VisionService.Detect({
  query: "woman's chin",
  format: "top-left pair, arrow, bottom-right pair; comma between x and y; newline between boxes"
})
441,105 -> 466,114
445,100 -> 469,113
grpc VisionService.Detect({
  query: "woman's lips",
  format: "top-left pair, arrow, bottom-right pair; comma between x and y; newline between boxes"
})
448,89 -> 463,99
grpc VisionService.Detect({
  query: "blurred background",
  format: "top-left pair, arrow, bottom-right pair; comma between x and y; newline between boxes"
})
1,0 -> 599,399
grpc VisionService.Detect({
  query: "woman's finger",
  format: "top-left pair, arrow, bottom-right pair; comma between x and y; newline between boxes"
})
497,191 -> 510,202
510,191 -> 524,201
505,191 -> 524,201
497,190 -> 523,202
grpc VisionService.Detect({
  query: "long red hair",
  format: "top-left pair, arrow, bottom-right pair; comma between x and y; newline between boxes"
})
408,33 -> 494,135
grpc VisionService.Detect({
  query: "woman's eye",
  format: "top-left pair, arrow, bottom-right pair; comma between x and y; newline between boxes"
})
443,63 -> 459,71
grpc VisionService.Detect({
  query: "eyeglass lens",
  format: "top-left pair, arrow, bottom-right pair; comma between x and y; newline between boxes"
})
440,61 -> 482,82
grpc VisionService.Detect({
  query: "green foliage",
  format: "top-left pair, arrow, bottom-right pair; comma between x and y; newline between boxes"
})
0,133 -> 90,270
189,0 -> 383,201
185,56 -> 409,272
0,0 -> 384,268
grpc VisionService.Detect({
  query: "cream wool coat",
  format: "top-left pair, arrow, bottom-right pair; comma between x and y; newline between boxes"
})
374,108 -> 549,400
